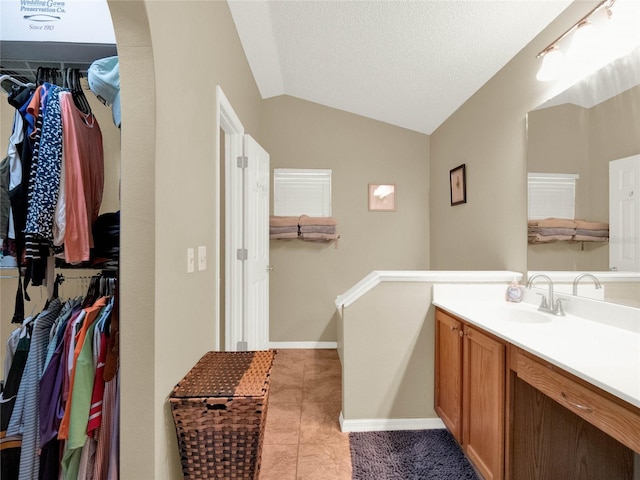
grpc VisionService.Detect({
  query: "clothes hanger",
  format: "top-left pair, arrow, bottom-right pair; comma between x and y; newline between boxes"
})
66,68 -> 92,115
0,74 -> 35,94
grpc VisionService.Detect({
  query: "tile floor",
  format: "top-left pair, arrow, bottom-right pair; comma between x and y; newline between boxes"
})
260,349 -> 352,480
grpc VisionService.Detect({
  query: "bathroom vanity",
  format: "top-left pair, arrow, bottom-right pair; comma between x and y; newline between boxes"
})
433,284 -> 640,480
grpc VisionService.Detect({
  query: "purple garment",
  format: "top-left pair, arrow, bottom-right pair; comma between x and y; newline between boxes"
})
39,338 -> 66,446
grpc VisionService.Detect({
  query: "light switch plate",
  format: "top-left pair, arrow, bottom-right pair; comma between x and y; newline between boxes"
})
198,246 -> 207,271
187,248 -> 195,273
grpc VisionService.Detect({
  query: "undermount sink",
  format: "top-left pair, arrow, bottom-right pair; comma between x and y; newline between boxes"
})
502,309 -> 552,324
485,304 -> 553,324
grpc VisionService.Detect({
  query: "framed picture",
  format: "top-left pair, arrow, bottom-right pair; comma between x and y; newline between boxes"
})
368,184 -> 396,211
450,164 -> 466,206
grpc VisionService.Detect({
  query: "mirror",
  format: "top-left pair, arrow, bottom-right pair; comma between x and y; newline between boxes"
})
526,45 -> 640,307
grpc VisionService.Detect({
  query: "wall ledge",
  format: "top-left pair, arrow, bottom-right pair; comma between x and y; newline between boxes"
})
335,270 -> 522,309
339,412 -> 445,432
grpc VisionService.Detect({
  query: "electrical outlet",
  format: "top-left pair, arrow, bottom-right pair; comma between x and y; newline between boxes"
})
198,246 -> 207,271
187,248 -> 195,273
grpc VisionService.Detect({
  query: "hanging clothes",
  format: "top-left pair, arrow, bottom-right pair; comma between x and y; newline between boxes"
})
1,274 -> 119,480
0,326 -> 31,479
6,298 -> 63,480
59,297 -> 109,479
59,91 -> 104,264
3,70 -> 106,324
25,85 -> 64,240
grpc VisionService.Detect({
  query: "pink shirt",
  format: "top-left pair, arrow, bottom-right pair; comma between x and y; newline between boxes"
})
60,92 -> 104,263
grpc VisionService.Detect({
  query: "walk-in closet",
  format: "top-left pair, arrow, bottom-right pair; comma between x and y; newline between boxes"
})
1,1 -> 121,477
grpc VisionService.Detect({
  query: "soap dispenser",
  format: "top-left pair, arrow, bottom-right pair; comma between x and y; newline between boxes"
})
505,277 -> 524,303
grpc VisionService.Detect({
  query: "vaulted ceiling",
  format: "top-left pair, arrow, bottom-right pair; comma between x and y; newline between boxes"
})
228,0 -> 573,134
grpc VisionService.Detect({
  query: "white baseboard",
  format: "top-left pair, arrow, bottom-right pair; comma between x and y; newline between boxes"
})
339,412 -> 446,432
269,341 -> 338,349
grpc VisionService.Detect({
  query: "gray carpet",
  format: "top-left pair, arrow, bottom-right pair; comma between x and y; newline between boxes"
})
349,429 -> 479,480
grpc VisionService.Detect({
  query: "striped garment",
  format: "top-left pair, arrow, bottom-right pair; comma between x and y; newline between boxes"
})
6,298 -> 63,480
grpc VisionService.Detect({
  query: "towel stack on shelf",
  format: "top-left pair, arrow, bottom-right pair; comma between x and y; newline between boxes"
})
574,219 -> 609,242
269,216 -> 299,239
299,215 -> 338,242
528,218 -> 609,243
528,218 -> 576,243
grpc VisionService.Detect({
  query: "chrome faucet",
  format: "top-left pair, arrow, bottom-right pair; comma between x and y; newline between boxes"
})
527,273 -> 566,316
572,273 -> 602,296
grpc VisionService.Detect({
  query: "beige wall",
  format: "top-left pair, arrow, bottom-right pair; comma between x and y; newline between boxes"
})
340,282 -> 434,421
429,1 -> 600,272
110,1 -> 264,477
261,95 -> 430,343
589,83 -> 640,220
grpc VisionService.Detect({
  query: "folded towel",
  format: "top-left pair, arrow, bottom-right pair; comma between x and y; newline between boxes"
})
528,218 -> 577,229
528,227 -> 576,236
573,235 -> 609,243
299,215 -> 337,226
575,228 -> 608,237
574,219 -> 609,230
270,225 -> 299,234
270,216 -> 299,227
299,225 -> 337,234
528,234 -> 574,243
300,232 -> 339,242
269,232 -> 299,240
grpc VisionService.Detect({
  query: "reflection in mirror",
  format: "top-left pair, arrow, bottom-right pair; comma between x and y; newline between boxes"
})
527,45 -> 640,307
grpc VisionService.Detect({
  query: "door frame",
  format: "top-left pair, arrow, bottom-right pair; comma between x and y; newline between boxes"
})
215,85 -> 244,351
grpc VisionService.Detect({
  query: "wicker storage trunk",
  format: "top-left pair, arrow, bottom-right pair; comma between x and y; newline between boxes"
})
170,351 -> 275,479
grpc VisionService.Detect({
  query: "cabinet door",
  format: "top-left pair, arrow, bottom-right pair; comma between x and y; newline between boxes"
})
463,325 -> 505,480
435,309 -> 463,443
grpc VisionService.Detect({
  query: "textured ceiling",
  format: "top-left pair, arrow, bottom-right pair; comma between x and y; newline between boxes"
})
228,0 -> 573,134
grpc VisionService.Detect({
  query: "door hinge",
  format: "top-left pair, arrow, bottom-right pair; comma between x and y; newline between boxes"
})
237,156 -> 248,168
236,248 -> 248,261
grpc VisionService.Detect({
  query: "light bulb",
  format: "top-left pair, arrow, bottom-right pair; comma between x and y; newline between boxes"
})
536,47 -> 564,81
568,20 -> 598,59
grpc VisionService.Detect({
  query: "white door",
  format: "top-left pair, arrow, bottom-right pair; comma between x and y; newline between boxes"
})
244,135 -> 270,351
609,154 -> 640,271
217,87 -> 270,352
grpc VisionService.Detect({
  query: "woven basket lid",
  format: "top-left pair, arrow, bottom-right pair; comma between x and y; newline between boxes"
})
171,351 -> 274,398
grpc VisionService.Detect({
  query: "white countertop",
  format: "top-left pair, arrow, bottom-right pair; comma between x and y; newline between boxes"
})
433,284 -> 640,409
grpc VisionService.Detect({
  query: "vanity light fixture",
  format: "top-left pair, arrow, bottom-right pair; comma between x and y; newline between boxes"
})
567,20 -> 598,58
535,0 -> 640,81
536,46 -> 564,81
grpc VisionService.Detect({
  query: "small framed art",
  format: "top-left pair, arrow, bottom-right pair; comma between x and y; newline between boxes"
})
368,184 -> 396,211
450,164 -> 466,206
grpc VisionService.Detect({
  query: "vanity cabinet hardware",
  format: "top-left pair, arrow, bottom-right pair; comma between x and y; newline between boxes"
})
560,391 -> 593,413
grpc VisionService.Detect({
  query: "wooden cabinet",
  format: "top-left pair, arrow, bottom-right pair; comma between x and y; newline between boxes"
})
463,323 -> 505,480
435,308 -> 506,480
435,309 -> 463,442
436,307 -> 637,480
510,348 -> 636,479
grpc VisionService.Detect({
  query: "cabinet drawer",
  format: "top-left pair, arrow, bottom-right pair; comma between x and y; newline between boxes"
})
515,351 -> 640,454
